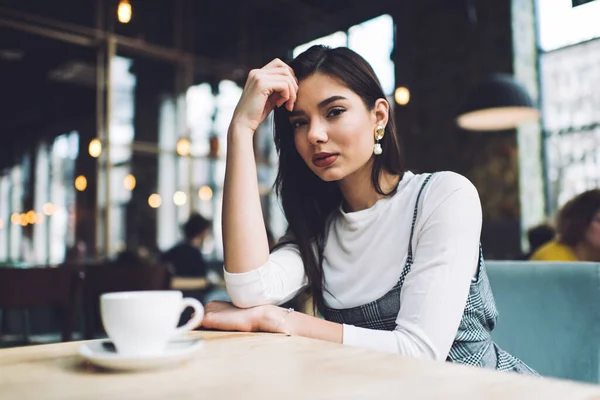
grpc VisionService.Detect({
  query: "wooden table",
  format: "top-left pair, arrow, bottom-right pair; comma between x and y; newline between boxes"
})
170,276 -> 210,291
1,332 -> 600,399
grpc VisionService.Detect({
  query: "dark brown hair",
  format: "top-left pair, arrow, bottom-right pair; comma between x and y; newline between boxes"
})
557,189 -> 600,247
272,45 -> 405,314
183,213 -> 211,240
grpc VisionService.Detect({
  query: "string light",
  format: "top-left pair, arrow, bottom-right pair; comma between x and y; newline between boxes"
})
124,174 -> 136,191
198,186 -> 213,201
89,139 -> 102,158
35,213 -> 45,224
117,0 -> 132,24
10,213 -> 20,225
148,194 -> 162,208
19,213 -> 27,227
176,138 -> 191,156
75,175 -> 88,191
43,203 -> 56,216
394,87 -> 410,105
173,191 -> 187,206
26,211 -> 36,225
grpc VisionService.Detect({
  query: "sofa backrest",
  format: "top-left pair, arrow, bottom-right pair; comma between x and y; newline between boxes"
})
485,261 -> 600,383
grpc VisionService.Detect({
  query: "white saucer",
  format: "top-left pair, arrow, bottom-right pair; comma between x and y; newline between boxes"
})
78,338 -> 204,371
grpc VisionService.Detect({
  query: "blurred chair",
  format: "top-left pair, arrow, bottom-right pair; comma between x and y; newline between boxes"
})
0,266 -> 83,343
486,261 -> 600,383
83,263 -> 172,339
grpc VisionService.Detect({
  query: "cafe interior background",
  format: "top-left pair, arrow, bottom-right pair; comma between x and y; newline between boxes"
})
0,0 -> 599,370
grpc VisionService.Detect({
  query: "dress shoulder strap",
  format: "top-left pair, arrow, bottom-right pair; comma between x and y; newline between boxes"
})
406,173 -> 435,266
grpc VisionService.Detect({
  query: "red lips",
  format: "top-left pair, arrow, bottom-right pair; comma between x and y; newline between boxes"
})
312,152 -> 339,168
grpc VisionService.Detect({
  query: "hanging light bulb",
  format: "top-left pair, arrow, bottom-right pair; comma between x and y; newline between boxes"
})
173,191 -> 187,206
89,138 -> 102,158
394,87 -> 410,105
10,213 -> 20,225
43,203 -> 55,216
176,138 -> 191,156
124,174 -> 136,191
75,175 -> 88,191
198,186 -> 213,201
35,213 -> 45,224
117,0 -> 132,24
26,211 -> 36,225
148,194 -> 162,208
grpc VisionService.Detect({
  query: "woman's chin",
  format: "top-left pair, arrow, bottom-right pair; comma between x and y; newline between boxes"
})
314,168 -> 345,182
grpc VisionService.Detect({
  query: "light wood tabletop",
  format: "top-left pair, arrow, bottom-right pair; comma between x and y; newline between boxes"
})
1,331 -> 600,399
170,276 -> 210,291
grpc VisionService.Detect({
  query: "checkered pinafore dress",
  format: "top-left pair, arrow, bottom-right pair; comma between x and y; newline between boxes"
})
322,174 -> 538,374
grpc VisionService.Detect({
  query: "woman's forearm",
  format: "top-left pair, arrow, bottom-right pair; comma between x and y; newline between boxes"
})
222,125 -> 271,273
260,305 -> 343,344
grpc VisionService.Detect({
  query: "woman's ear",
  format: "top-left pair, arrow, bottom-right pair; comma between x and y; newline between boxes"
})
372,98 -> 390,128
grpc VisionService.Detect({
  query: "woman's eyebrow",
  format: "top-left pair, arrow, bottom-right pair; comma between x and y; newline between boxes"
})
289,95 -> 348,117
317,95 -> 347,109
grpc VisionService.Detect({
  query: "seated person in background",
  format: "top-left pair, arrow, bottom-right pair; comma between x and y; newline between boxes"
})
531,189 -> 600,262
162,214 -> 211,277
521,224 -> 555,260
113,246 -> 157,267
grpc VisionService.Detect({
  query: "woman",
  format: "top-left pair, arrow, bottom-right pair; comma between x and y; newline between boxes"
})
203,45 -> 536,374
530,189 -> 600,262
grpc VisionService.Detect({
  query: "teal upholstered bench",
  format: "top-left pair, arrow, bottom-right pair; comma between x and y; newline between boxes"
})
486,261 -> 600,383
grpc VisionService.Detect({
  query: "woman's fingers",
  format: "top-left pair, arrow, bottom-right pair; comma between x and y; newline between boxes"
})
255,63 -> 298,110
263,58 -> 297,81
253,75 -> 296,109
230,59 -> 298,132
286,80 -> 297,111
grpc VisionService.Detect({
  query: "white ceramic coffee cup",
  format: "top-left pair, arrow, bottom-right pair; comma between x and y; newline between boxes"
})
100,290 -> 204,356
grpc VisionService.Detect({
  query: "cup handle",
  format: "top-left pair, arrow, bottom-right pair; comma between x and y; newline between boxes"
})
175,297 -> 205,334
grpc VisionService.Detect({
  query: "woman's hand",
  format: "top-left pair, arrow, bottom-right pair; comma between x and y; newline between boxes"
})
230,58 -> 298,133
199,301 -> 266,332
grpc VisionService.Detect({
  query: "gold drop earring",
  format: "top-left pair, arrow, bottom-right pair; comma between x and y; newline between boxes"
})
373,125 -> 385,155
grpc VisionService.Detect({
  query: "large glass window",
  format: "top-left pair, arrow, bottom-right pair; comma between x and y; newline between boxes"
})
0,175 -> 9,261
33,142 -> 51,264
537,0 -> 600,51
157,80 -> 242,260
9,165 -> 23,261
538,0 -> 600,212
49,132 -> 79,264
97,56 -> 136,257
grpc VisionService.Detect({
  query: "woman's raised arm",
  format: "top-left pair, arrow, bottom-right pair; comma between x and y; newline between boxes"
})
222,59 -> 298,273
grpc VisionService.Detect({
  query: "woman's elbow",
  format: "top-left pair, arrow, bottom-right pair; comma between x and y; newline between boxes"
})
226,287 -> 274,309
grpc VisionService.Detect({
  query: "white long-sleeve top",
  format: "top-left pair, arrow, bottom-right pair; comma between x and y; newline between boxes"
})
224,171 -> 482,361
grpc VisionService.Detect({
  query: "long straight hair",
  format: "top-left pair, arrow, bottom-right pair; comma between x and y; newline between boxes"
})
273,46 -> 406,314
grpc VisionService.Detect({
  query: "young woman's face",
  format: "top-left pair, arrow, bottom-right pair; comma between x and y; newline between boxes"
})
584,209 -> 600,251
289,73 -> 387,182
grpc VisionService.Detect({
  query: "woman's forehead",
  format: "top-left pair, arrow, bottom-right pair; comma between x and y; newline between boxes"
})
296,74 -> 355,106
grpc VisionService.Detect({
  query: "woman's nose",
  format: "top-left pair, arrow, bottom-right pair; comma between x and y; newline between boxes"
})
306,123 -> 328,144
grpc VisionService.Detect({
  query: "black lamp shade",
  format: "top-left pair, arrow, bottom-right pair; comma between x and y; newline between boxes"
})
457,74 -> 539,131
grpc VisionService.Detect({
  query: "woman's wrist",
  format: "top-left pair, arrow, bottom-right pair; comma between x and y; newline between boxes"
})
258,305 -> 295,335
228,122 -> 256,142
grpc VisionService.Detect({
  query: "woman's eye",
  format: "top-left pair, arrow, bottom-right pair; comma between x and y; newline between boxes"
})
291,120 -> 307,129
328,108 -> 346,118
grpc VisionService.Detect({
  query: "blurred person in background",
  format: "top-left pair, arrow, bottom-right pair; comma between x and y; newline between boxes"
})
162,213 -> 211,277
520,224 -> 555,260
530,189 -> 600,262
